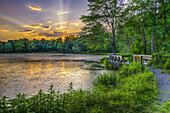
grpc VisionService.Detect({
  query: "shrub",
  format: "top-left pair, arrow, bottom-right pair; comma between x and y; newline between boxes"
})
164,59 -> 170,70
93,72 -> 117,87
100,57 -> 118,70
118,62 -> 145,78
100,57 -> 108,65
147,51 -> 170,71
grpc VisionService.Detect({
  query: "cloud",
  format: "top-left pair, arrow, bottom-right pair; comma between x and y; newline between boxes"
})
23,24 -> 51,30
23,24 -> 42,28
29,24 -> 42,26
47,21 -> 52,23
39,31 -> 65,37
55,26 -> 66,30
54,22 -> 68,26
57,12 -> 69,15
70,23 -> 84,26
0,29 -> 9,32
41,26 -> 51,30
19,29 -> 35,33
0,13 -> 25,26
28,5 -> 42,11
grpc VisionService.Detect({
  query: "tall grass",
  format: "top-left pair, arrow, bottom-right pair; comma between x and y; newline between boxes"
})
93,72 -> 117,87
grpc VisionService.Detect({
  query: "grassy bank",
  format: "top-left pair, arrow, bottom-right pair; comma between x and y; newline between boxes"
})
0,62 -> 166,113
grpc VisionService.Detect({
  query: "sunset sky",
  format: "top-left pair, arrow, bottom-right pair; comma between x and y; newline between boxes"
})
0,0 -> 89,41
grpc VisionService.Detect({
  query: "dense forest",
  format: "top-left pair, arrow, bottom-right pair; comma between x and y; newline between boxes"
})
0,0 -> 169,54
0,36 -> 112,53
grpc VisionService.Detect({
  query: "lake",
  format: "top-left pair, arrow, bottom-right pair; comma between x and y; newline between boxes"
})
0,53 -> 107,98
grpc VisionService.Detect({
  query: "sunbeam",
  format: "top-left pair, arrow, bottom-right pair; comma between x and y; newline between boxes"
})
56,0 -> 70,33
0,0 -> 88,40
0,13 -> 25,26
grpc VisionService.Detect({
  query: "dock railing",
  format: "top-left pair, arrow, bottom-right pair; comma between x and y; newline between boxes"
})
107,54 -> 131,65
133,55 -> 152,64
107,54 -> 152,66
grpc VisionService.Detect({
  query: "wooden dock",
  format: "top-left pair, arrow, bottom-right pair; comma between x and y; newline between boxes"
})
107,54 -> 130,65
133,55 -> 152,64
107,54 -> 152,65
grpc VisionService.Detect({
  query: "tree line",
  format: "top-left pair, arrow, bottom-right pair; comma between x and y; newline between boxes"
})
0,35 -> 112,53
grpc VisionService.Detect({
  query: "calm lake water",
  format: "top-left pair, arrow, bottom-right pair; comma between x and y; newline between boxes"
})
0,53 -> 107,98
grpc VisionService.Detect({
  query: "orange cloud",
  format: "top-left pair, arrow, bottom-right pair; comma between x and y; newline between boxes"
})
23,24 -> 42,28
57,12 -> 69,15
23,24 -> 51,30
47,21 -> 52,23
55,26 -> 66,30
0,29 -> 9,32
54,22 -> 68,26
70,23 -> 84,26
41,26 -> 51,30
28,5 -> 42,11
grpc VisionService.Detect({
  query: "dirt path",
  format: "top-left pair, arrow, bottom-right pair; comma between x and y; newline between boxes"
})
146,66 -> 170,103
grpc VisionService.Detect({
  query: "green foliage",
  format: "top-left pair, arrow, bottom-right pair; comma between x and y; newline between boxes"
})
72,38 -> 81,53
118,62 -> 145,77
93,72 -> 117,87
100,57 -> 114,70
130,37 -> 143,54
4,42 -> 13,52
57,41 -> 65,52
0,42 -> 4,52
100,57 -> 108,65
14,40 -> 25,52
164,58 -> 170,70
147,100 -> 170,112
93,62 -> 158,112
167,70 -> 170,74
147,51 -> 170,71
27,41 -> 36,52
80,0 -> 125,54
0,35 -> 113,53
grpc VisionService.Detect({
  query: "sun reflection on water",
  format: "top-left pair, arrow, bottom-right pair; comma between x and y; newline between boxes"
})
0,54 -> 106,98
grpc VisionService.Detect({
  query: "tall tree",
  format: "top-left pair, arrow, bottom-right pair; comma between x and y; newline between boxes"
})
14,39 -> 25,52
27,41 -> 36,52
80,0 -> 125,54
158,0 -> 170,51
0,42 -> 4,53
4,42 -> 13,52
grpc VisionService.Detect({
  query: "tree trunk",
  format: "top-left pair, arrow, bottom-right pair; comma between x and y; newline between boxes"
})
142,27 -> 146,54
151,32 -> 154,54
126,34 -> 131,53
112,29 -> 116,54
151,0 -> 157,54
163,3 -> 167,49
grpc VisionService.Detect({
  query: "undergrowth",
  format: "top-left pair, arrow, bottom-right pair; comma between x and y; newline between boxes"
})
147,51 -> 170,73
